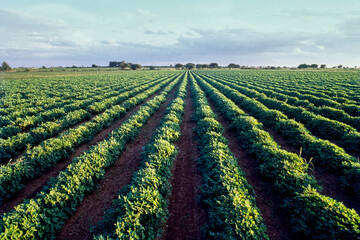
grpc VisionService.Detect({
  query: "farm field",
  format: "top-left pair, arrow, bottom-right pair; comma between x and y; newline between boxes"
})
0,69 -> 359,239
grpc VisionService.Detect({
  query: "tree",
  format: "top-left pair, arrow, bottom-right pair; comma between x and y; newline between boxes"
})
310,64 -> 318,68
298,64 -> 309,69
196,64 -> 209,69
209,63 -> 218,69
228,63 -> 240,69
92,64 -> 98,68
337,65 -> 343,69
149,66 -> 155,70
185,63 -> 195,69
1,61 -> 11,72
320,64 -> 326,69
174,63 -> 184,69
131,64 -> 142,70
109,61 -> 119,67
119,61 -> 130,70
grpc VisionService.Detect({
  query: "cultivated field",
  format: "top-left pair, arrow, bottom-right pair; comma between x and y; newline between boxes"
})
0,70 -> 359,239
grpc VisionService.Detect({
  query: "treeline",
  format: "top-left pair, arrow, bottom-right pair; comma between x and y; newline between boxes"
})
174,63 -> 243,69
297,64 -> 326,69
108,61 -> 142,70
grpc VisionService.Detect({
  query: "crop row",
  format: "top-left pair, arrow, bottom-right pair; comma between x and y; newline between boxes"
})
0,71 -> 174,118
0,74 -> 173,139
193,72 -> 360,239
0,72 -> 182,239
94,72 -> 188,239
0,78 -> 120,122
0,76 -> 171,162
206,70 -> 360,107
189,73 -> 269,239
250,78 -> 359,107
215,74 -> 360,128
0,73 -> 182,203
256,77 -> 360,106
0,76 -> 122,122
195,73 -> 360,195
201,73 -> 360,155
244,79 -> 360,116
0,77 -> 129,133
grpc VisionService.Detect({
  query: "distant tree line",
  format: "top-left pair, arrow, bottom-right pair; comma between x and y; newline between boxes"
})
108,61 -> 142,70
174,62 -> 255,69
297,64 -> 326,69
174,63 -> 222,69
173,63 -> 350,70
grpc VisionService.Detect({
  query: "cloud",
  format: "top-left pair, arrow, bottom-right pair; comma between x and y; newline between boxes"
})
136,9 -> 157,18
144,30 -> 174,35
174,28 -> 305,56
338,17 -> 360,38
2,5 -> 360,68
276,9 -> 344,18
45,39 -> 79,48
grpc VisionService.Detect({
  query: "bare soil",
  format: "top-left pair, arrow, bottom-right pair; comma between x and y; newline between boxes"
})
162,84 -> 206,240
0,87 -> 168,216
313,167 -> 360,213
207,98 -> 293,240
262,126 -> 301,156
263,126 -> 360,214
56,84 -> 179,240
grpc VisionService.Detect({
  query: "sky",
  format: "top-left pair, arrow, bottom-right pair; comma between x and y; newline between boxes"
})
1,0 -> 360,67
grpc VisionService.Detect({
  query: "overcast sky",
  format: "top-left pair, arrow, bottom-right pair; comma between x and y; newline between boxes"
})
1,0 -> 360,67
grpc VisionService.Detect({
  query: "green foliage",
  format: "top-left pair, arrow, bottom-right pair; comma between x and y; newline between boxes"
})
0,73 -> 183,239
1,61 -> 11,72
192,71 -> 360,239
94,73 -> 188,239
285,186 -> 360,239
190,73 -> 269,240
185,63 -> 195,69
174,63 -> 183,69
1,69 -> 360,239
0,73 -> 181,203
199,72 -> 360,194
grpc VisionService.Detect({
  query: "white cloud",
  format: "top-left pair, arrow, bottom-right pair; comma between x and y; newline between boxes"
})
1,3 -> 360,67
136,9 -> 157,18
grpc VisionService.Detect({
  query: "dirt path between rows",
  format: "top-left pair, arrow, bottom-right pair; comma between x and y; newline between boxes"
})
162,84 -> 206,240
56,83 -> 180,240
313,167 -> 360,213
262,126 -> 360,214
0,86 -> 170,216
206,98 -> 293,240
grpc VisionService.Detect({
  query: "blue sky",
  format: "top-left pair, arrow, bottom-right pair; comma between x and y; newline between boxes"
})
1,0 -> 360,67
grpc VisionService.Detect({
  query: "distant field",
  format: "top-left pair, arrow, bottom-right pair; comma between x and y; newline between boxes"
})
0,70 -> 359,239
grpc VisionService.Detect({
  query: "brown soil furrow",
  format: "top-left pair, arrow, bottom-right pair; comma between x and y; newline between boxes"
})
206,98 -> 293,240
313,167 -> 360,214
263,126 -> 360,214
261,126 -> 302,156
0,87 -> 168,215
56,83 -> 180,240
162,84 -> 206,240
